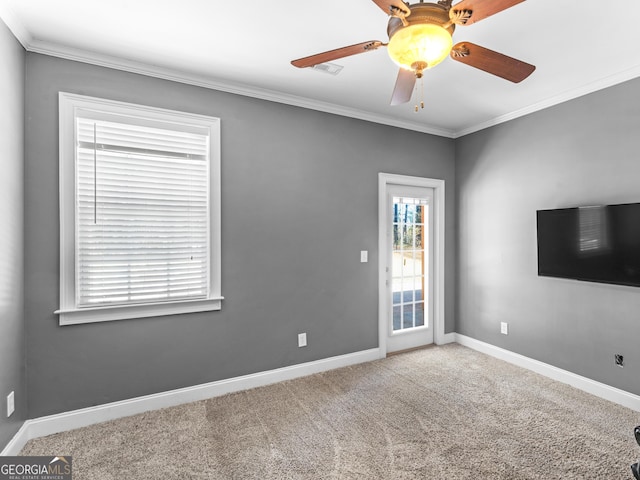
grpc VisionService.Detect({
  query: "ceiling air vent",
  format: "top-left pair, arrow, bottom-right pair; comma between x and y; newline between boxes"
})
312,62 -> 343,75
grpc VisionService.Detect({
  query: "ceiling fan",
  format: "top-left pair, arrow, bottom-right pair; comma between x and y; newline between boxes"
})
291,0 -> 535,108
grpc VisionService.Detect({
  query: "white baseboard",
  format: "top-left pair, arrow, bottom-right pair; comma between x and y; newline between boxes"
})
1,347 -> 382,456
437,332 -> 456,345
0,423 -> 29,457
5,336 -> 640,456
455,334 -> 640,412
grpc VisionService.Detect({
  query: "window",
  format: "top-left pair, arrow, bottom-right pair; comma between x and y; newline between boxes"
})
57,93 -> 222,325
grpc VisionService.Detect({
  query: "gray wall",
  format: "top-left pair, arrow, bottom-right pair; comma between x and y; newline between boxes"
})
0,19 -> 25,448
456,77 -> 640,395
13,32 -> 640,434
24,53 -> 456,418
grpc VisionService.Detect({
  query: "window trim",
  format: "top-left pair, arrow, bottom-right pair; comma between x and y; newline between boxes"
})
56,92 -> 222,325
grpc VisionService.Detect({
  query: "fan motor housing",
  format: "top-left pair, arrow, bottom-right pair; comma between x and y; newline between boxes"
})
387,2 -> 455,40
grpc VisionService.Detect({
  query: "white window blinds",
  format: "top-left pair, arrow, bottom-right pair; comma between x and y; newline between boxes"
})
75,116 -> 210,307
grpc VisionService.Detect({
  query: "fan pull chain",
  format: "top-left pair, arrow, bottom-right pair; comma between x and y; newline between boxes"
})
414,76 -> 425,112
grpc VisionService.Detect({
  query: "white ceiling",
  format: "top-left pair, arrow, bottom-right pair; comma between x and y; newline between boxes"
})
2,0 -> 640,137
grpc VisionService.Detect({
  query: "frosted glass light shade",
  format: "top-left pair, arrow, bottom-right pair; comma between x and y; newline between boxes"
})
387,24 -> 453,71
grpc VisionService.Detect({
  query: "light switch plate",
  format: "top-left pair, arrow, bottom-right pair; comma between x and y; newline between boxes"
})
360,250 -> 368,263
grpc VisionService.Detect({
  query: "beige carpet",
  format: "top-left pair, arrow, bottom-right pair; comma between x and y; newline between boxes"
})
20,344 -> 639,479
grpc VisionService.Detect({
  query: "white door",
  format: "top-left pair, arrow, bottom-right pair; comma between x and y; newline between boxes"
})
385,184 -> 434,353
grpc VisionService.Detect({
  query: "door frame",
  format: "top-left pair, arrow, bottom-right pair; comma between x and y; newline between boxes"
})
378,173 -> 446,355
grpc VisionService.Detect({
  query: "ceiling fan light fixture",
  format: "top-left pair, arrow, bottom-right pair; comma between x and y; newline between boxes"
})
387,23 -> 453,73
292,0 -> 535,107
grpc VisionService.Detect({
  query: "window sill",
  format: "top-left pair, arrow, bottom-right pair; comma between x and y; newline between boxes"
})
55,296 -> 224,326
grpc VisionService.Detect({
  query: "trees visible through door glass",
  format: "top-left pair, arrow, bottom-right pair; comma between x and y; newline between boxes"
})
392,197 -> 427,332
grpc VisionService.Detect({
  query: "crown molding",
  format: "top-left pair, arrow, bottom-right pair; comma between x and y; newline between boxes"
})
26,39 -> 456,138
454,63 -> 640,138
3,16 -> 640,140
0,3 -> 32,47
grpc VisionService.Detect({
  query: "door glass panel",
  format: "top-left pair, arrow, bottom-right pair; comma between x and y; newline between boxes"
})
391,196 -> 428,333
402,256 -> 416,277
415,302 -> 425,327
401,285 -> 414,303
393,305 -> 401,331
403,304 -> 415,329
415,225 -> 424,249
414,251 -> 424,276
393,224 -> 402,251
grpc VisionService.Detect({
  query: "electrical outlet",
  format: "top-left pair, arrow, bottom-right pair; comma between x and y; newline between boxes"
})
615,354 -> 624,368
500,322 -> 508,335
298,333 -> 307,348
7,391 -> 15,417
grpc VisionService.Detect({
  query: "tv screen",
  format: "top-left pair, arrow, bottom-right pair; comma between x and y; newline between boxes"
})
537,203 -> 640,287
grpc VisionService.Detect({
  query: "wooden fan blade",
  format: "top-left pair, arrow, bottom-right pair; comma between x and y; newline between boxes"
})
450,42 -> 535,83
390,68 -> 416,106
291,41 -> 384,68
452,0 -> 525,25
372,0 -> 410,17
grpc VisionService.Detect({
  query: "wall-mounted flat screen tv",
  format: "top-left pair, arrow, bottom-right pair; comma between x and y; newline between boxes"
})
537,203 -> 640,287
